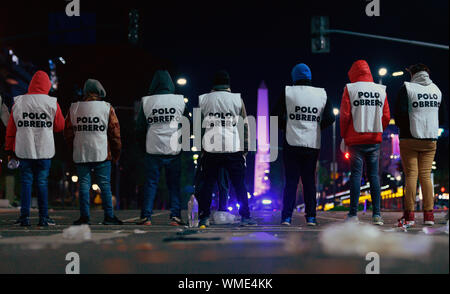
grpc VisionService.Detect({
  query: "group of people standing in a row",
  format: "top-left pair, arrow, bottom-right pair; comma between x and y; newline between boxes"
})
1,59 -> 447,228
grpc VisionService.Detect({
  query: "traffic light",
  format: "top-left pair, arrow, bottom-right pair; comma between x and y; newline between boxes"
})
441,187 -> 446,193
311,16 -> 330,53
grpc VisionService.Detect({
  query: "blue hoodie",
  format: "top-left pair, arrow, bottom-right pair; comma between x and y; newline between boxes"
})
291,63 -> 312,83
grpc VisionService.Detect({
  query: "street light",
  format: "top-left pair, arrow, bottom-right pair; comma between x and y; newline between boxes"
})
177,78 -> 187,86
333,108 -> 340,116
392,71 -> 404,77
378,68 -> 388,84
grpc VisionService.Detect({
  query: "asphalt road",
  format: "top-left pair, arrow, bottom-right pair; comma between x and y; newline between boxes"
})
0,209 -> 448,274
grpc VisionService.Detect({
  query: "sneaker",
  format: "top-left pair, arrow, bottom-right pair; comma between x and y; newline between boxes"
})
137,217 -> 152,226
281,217 -> 292,226
15,217 -> 30,227
306,217 -> 317,226
372,215 -> 384,226
240,217 -> 258,227
345,215 -> 360,223
103,215 -> 123,225
38,217 -> 56,227
199,217 -> 210,229
424,211 -> 435,226
73,216 -> 91,226
398,211 -> 415,227
170,216 -> 186,226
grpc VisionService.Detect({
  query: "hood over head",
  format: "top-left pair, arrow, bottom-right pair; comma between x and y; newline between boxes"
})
27,71 -> 52,95
291,63 -> 312,83
149,70 -> 175,95
348,60 -> 374,83
83,79 -> 106,98
411,71 -> 433,86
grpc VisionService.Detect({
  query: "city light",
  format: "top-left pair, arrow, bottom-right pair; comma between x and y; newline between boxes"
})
392,71 -> 404,77
333,108 -> 340,116
438,128 -> 444,137
193,154 -> 199,160
92,184 -> 100,191
378,68 -> 388,77
177,78 -> 187,86
184,97 -> 189,103
344,152 -> 351,160
227,207 -> 233,212
262,199 -> 272,205
71,176 -> 78,183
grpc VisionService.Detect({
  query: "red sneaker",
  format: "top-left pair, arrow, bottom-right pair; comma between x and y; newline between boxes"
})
423,211 -> 435,226
398,211 -> 415,227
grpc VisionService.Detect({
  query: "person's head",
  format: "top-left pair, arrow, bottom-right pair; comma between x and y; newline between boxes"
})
291,63 -> 312,84
27,70 -> 52,95
406,63 -> 430,78
149,70 -> 175,95
212,70 -> 231,91
83,79 -> 106,99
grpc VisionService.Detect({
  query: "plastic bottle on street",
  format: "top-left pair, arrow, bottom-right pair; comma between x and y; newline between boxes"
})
188,195 -> 199,228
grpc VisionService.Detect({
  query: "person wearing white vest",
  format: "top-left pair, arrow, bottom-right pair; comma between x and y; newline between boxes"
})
272,63 -> 335,227
135,70 -> 189,226
64,79 -> 123,226
340,60 -> 391,226
395,64 -> 448,227
5,71 -> 65,227
197,70 -> 257,227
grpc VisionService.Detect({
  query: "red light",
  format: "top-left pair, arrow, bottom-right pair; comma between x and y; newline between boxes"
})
441,187 -> 446,193
344,152 -> 351,160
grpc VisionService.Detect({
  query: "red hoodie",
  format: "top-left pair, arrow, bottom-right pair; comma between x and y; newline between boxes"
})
5,71 -> 65,153
340,60 -> 390,146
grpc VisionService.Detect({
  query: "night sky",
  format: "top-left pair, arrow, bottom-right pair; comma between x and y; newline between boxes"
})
1,0 -> 448,189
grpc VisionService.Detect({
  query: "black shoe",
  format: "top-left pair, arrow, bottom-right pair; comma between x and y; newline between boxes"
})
240,217 -> 258,227
137,217 -> 152,226
38,217 -> 56,227
170,216 -> 186,226
15,217 -> 31,227
103,215 -> 123,225
73,216 -> 91,226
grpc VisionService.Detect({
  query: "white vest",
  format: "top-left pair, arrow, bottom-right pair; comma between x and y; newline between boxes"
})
199,91 -> 243,153
142,94 -> 186,155
285,86 -> 327,149
405,82 -> 442,139
70,101 -> 110,163
347,82 -> 386,133
13,94 -> 57,159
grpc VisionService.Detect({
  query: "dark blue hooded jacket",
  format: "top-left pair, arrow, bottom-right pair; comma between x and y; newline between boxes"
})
271,63 -> 335,147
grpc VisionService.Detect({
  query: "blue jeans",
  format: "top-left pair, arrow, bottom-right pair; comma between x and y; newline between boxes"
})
19,159 -> 51,218
348,144 -> 381,217
141,154 -> 182,219
76,161 -> 114,218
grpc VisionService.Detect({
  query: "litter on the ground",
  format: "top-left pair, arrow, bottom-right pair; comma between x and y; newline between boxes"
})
62,225 -> 92,241
422,221 -> 449,235
320,222 -> 432,258
212,211 -> 236,225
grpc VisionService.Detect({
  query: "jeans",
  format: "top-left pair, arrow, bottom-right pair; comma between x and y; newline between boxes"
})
282,145 -> 320,219
217,168 -> 230,212
76,161 -> 114,218
19,159 -> 51,218
141,154 -> 182,219
348,144 -> 381,217
198,152 -> 250,219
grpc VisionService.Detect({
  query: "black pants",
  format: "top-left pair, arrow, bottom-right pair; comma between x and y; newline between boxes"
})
282,145 -> 320,219
217,168 -> 230,211
198,152 -> 250,219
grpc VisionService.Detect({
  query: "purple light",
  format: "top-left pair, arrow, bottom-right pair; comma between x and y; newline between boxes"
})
254,81 -> 271,197
228,207 -> 233,212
